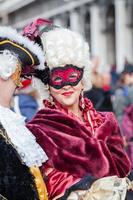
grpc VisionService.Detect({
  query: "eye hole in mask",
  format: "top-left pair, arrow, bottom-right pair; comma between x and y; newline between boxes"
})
49,65 -> 84,89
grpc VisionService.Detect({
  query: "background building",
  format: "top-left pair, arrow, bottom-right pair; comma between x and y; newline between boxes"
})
0,0 -> 133,72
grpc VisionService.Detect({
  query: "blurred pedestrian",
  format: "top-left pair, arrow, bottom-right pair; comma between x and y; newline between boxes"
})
84,62 -> 113,111
113,63 -> 133,125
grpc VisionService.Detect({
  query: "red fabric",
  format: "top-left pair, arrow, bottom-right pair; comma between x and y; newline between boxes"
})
102,84 -> 111,91
27,98 -> 131,199
20,79 -> 32,89
41,163 -> 80,199
122,104 -> 133,141
122,104 -> 133,168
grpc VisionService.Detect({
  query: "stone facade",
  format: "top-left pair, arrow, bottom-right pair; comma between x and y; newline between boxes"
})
0,0 -> 133,72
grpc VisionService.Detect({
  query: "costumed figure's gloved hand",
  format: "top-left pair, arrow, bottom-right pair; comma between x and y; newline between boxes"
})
66,176 -> 133,200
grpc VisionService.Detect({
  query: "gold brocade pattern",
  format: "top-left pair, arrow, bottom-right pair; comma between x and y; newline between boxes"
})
0,194 -> 8,200
0,126 -> 16,149
30,166 -> 48,200
0,194 -> 7,200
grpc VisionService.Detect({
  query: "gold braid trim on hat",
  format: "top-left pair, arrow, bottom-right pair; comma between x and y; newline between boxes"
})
0,40 -> 35,66
30,166 -> 48,200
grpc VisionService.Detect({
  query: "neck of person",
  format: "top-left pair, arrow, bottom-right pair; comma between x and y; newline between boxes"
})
52,96 -> 83,120
0,78 -> 16,108
66,100 -> 83,120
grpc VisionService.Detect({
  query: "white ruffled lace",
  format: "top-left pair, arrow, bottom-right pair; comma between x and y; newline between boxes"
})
0,105 -> 48,167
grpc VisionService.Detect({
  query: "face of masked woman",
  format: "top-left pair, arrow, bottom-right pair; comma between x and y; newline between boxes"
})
49,65 -> 84,108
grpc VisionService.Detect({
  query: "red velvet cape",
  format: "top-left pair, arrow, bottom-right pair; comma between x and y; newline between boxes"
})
27,99 -> 130,178
27,99 -> 131,199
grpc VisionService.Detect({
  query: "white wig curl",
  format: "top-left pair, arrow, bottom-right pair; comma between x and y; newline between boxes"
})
34,28 -> 92,99
0,50 -> 18,80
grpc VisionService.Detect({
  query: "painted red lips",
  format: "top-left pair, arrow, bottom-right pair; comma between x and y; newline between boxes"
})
62,91 -> 74,96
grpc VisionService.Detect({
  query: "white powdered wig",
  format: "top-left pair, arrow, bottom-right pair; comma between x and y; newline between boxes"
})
0,50 -> 18,80
0,26 -> 45,70
32,76 -> 50,107
39,28 -> 92,98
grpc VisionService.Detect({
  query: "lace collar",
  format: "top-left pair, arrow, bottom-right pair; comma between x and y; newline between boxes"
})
0,105 -> 48,167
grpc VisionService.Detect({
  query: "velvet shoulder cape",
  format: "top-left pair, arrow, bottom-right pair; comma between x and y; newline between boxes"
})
27,99 -> 131,179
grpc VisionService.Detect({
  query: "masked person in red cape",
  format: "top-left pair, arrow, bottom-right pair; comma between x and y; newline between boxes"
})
23,19 -> 132,200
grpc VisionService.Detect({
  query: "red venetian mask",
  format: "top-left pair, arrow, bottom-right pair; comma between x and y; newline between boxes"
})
49,65 -> 84,89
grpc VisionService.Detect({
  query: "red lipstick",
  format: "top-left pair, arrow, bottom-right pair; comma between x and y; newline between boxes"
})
62,91 -> 73,96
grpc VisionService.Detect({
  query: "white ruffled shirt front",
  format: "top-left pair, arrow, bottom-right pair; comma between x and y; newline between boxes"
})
0,105 -> 48,167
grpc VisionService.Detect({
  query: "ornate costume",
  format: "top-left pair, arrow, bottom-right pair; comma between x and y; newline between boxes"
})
0,26 -> 48,200
27,98 -> 131,199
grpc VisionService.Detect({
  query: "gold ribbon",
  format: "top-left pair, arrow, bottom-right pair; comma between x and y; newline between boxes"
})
67,176 -> 133,200
30,166 -> 48,200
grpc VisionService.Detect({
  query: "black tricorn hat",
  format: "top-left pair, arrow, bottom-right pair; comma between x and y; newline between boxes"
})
0,26 -> 45,75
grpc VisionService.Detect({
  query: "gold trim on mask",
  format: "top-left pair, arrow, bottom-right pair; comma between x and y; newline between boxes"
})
30,166 -> 48,200
0,40 -> 35,66
11,62 -> 22,87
